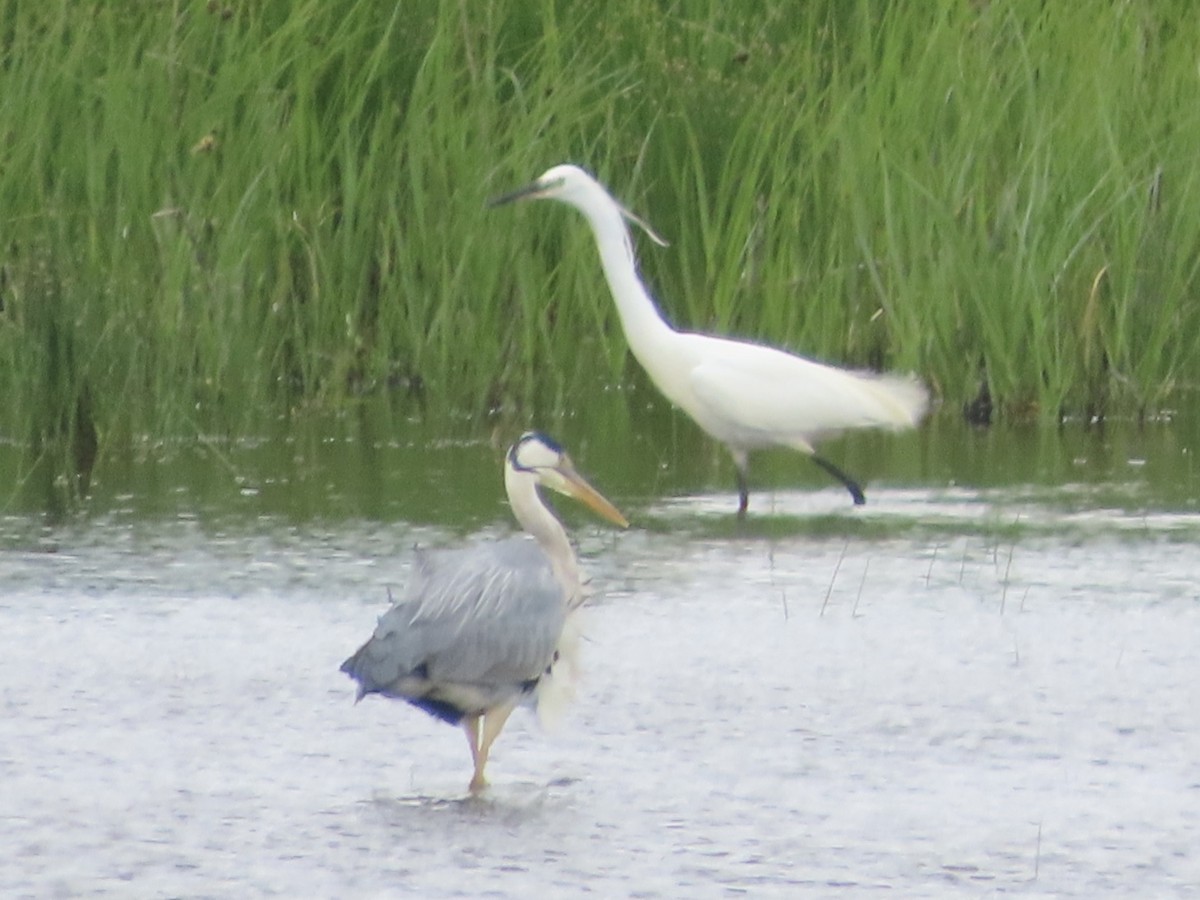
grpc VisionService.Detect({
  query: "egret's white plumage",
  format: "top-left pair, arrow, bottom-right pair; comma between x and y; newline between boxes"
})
491,164 -> 930,516
340,432 -> 627,793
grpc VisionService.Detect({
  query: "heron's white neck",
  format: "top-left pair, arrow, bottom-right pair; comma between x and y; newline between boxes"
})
505,470 -> 582,604
568,188 -> 677,366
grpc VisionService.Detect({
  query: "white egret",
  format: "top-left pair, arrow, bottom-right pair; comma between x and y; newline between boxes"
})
340,431 -> 628,793
491,164 -> 929,516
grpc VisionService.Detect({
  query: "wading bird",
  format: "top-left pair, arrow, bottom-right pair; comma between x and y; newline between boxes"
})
340,432 -> 628,793
491,165 -> 929,517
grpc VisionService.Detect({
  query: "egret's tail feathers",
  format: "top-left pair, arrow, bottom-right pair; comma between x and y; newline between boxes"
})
535,611 -> 585,731
860,372 -> 931,429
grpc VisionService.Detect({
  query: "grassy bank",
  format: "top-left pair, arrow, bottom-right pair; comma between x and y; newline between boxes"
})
3,0 -> 1200,502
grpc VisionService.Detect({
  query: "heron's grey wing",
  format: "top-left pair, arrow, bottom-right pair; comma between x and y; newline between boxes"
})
342,537 -> 566,699
410,538 -> 567,682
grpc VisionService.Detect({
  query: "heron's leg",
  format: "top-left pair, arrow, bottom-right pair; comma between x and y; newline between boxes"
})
469,703 -> 517,793
462,714 -> 483,774
811,454 -> 866,505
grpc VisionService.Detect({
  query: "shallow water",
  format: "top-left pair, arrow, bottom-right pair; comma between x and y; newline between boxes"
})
3,411 -> 1200,896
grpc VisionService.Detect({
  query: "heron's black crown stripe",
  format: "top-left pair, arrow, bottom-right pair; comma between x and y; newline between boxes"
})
508,431 -> 562,471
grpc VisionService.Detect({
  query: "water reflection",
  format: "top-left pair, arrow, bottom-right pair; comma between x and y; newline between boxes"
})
2,391 -> 1197,525
2,463 -> 1199,895
2,395 -> 1200,895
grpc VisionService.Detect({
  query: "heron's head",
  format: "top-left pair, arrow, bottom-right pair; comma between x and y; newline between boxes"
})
489,165 -> 669,247
505,431 -> 628,528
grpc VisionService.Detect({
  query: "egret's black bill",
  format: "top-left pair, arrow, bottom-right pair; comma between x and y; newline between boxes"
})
489,174 -> 568,208
487,182 -> 542,208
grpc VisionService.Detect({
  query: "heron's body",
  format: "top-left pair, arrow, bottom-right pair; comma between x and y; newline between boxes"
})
340,432 -> 627,792
492,165 -> 929,515
342,538 -> 566,723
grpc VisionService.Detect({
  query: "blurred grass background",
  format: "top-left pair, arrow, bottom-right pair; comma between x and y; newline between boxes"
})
3,0 -> 1199,505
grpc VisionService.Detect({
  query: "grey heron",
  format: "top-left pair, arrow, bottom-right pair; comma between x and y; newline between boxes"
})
340,431 -> 628,793
491,164 -> 929,517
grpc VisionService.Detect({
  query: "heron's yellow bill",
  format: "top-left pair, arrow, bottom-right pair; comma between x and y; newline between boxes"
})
550,459 -> 629,529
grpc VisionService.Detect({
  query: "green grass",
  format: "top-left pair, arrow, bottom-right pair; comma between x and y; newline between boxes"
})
4,0 -> 1200,502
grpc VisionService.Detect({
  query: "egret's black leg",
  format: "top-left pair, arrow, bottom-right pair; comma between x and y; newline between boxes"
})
811,454 -> 866,505
735,467 -> 750,519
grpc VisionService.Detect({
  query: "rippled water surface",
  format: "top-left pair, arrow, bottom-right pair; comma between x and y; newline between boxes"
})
3,418 -> 1200,897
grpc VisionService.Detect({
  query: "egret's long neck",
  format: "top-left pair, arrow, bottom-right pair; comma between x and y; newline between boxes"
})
506,472 -> 581,603
573,193 -> 677,366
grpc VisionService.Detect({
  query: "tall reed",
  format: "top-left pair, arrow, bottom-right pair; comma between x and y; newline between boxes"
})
2,1 -> 1199,503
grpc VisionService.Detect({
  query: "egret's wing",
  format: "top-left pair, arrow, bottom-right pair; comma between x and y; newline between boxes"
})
687,337 -> 928,450
344,537 -> 566,697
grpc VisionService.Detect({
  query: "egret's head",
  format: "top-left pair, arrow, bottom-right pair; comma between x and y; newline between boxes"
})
505,431 -> 628,528
488,164 -> 592,207
489,165 -> 669,247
